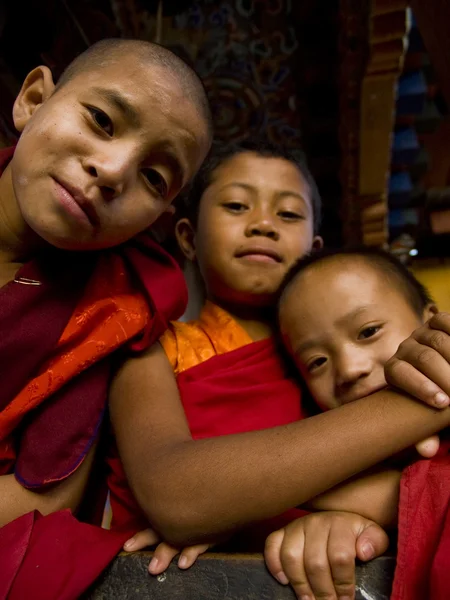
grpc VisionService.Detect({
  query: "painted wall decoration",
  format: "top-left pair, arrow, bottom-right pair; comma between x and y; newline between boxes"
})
138,0 -> 302,145
0,0 -> 303,147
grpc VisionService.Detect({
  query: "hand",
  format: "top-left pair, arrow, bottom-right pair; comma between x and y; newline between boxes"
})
264,511 -> 389,600
123,528 -> 210,575
385,313 -> 450,408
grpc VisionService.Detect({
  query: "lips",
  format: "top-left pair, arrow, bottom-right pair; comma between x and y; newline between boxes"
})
53,178 -> 100,228
235,247 -> 282,263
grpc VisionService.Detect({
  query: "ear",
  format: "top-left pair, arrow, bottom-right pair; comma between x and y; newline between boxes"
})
175,217 -> 197,261
312,235 -> 323,250
422,303 -> 439,323
12,66 -> 55,132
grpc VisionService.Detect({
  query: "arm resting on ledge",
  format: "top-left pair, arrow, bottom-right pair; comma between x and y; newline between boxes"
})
110,342 -> 450,546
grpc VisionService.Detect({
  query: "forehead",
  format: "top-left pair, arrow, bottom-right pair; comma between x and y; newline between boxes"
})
280,258 -> 412,335
212,152 -> 311,196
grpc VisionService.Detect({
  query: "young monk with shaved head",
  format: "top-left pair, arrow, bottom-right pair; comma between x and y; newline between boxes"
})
0,37 -> 211,525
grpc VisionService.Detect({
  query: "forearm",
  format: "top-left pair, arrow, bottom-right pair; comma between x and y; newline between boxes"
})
0,443 -> 96,527
305,467 -> 401,528
115,367 -> 450,545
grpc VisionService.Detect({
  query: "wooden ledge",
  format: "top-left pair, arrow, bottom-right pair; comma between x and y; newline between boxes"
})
87,553 -> 395,599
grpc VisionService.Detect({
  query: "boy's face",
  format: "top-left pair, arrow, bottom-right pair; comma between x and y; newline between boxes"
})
183,152 -> 322,307
9,56 -> 210,250
279,259 -> 433,411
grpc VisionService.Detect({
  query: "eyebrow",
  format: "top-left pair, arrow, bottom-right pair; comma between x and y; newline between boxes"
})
220,182 -> 310,205
294,337 -> 325,356
92,87 -> 141,128
293,305 -> 377,355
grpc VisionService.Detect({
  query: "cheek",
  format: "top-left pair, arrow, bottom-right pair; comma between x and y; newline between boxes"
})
307,377 -> 335,411
284,227 -> 313,262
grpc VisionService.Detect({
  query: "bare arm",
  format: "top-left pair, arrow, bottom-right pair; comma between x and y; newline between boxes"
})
305,467 -> 401,528
0,442 -> 96,527
110,342 -> 450,546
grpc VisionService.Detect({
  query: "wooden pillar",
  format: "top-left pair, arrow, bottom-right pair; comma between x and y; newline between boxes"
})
339,0 -> 409,246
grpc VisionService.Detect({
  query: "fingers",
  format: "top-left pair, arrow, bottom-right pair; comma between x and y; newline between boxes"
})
178,543 -> 210,569
123,528 -> 160,552
279,525 -> 317,599
384,313 -> 450,407
303,516 -> 356,600
264,529 -> 290,585
385,351 -> 449,408
325,524 -> 357,600
415,435 -> 440,458
148,542 -> 179,575
355,522 -> 389,563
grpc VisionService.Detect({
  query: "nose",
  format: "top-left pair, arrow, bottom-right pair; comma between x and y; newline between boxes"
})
83,150 -> 133,199
245,208 -> 279,240
334,345 -> 372,389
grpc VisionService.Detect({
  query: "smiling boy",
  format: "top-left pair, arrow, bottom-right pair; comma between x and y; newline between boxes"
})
0,38 -> 212,526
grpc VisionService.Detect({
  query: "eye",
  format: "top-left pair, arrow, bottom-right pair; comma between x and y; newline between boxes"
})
278,210 -> 304,221
358,325 -> 381,340
88,107 -> 114,136
142,168 -> 168,198
307,356 -> 327,372
223,201 -> 247,213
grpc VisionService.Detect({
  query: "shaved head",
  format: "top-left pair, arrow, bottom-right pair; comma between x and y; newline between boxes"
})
56,38 -> 213,138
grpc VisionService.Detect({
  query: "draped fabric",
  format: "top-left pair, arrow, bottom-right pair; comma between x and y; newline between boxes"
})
391,438 -> 450,600
108,303 -> 308,541
0,145 -> 188,599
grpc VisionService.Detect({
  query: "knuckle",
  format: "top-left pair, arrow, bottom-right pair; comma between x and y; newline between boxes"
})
384,356 -> 405,382
334,581 -> 355,596
416,347 -> 436,366
281,546 -> 302,565
330,549 -> 354,567
429,331 -> 447,351
306,557 -> 329,575
397,337 -> 413,354
432,312 -> 450,327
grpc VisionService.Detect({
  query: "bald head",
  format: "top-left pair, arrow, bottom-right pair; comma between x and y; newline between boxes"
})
56,38 -> 213,138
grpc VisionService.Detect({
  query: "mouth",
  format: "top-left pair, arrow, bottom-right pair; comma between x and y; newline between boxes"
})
235,247 -> 282,264
53,178 -> 100,228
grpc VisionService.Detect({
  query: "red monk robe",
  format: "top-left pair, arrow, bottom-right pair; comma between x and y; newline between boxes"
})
107,301 -> 310,547
391,438 -> 450,600
0,145 -> 188,598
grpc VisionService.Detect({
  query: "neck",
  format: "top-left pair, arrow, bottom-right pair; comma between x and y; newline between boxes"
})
0,163 -> 42,264
209,296 -> 276,341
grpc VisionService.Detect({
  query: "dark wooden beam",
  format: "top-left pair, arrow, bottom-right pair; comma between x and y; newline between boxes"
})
87,552 -> 395,600
410,0 -> 450,108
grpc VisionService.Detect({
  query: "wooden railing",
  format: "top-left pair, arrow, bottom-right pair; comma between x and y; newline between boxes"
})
88,553 -> 395,599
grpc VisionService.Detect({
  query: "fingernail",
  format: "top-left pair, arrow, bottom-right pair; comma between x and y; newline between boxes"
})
361,542 -> 375,560
300,595 -> 311,600
148,558 -> 159,574
178,556 -> 188,568
435,392 -> 449,407
275,571 -> 289,585
123,538 -> 136,551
